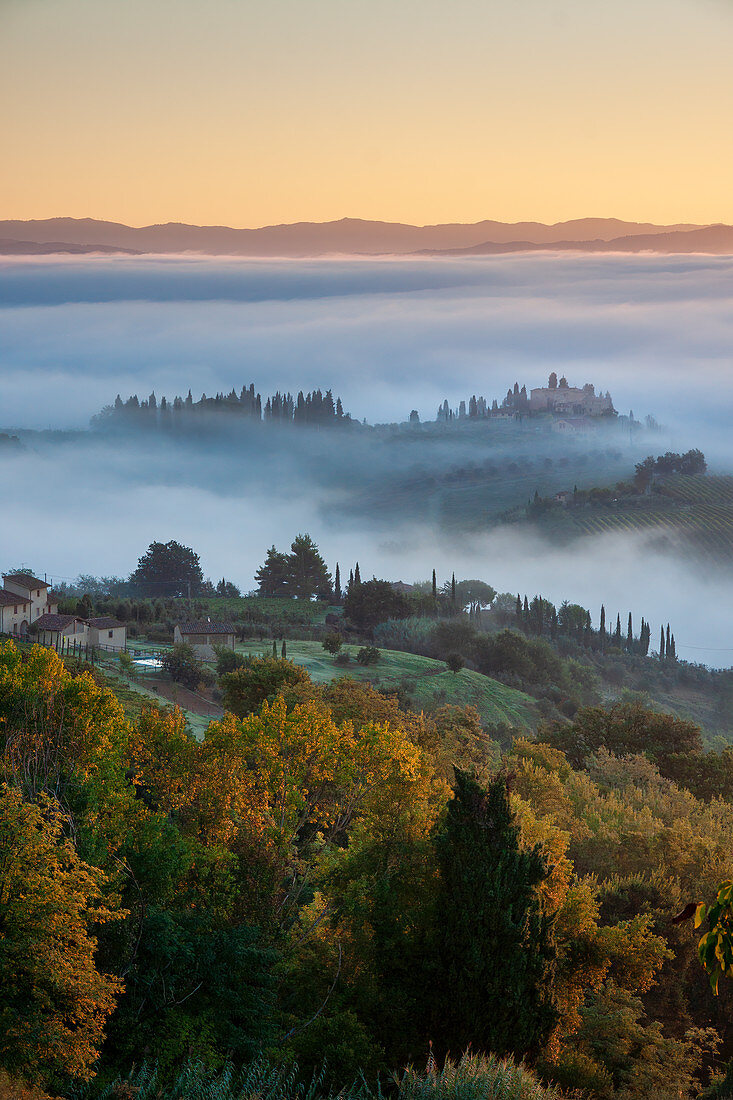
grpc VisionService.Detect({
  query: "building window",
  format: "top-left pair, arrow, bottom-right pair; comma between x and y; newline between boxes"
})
108,630 -> 114,638
14,606 -> 17,614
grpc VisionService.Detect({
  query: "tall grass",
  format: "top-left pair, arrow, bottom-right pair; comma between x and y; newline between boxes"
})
72,1053 -> 562,1100
396,1053 -> 563,1100
70,1058 -> 369,1100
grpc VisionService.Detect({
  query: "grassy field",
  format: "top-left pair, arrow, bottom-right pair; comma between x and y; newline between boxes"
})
236,639 -> 538,729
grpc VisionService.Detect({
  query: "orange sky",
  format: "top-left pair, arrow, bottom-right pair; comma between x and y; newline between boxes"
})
3,0 -> 733,227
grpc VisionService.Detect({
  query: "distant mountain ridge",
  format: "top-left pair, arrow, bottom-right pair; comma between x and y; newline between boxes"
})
2,216 -> 732,256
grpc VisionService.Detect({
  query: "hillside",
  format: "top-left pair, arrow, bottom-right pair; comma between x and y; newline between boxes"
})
522,473 -> 733,564
235,638 -> 538,729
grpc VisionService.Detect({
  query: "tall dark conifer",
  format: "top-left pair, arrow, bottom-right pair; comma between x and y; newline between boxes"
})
660,625 -> 666,658
431,770 -> 557,1060
432,569 -> 437,600
354,562 -> 361,586
334,563 -> 342,603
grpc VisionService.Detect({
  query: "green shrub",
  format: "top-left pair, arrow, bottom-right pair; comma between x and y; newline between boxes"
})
214,645 -> 248,677
356,646 -> 380,666
162,643 -> 207,690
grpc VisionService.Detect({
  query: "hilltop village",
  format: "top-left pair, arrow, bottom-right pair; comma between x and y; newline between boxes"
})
90,374 -> 630,439
432,373 -> 618,435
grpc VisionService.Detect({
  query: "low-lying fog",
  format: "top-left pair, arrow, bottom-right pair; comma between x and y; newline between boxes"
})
1,252 -> 732,667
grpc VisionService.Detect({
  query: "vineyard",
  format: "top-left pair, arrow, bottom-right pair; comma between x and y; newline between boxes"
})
536,475 -> 733,562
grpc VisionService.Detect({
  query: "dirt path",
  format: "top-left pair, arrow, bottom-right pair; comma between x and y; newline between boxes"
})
145,676 -> 224,718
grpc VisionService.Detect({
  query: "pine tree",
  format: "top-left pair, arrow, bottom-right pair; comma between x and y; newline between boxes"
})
334,563 -> 341,603
432,770 -> 557,1060
287,534 -> 332,600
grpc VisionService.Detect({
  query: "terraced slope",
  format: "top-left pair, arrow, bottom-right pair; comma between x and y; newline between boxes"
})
535,475 -> 733,562
236,639 -> 538,729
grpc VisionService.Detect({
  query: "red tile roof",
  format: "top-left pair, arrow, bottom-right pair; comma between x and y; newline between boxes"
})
177,621 -> 236,634
0,591 -> 28,607
33,613 -> 81,631
2,573 -> 48,591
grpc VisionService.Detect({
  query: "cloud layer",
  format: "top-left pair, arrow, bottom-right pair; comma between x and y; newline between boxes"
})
1,253 -> 732,666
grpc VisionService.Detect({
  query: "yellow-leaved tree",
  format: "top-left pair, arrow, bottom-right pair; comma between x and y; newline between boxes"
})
0,785 -> 122,1088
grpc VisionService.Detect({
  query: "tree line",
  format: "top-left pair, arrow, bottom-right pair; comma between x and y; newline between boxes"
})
92,383 -> 353,430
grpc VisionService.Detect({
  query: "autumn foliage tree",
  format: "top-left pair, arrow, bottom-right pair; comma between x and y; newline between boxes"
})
0,785 -> 121,1088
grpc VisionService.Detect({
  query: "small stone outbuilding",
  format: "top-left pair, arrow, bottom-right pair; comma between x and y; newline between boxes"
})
173,620 -> 236,659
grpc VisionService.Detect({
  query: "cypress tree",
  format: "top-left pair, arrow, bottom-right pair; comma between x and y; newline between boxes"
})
627,612 -> 633,652
550,605 -> 558,639
523,595 -> 530,631
666,623 -> 671,657
354,562 -> 361,586
670,633 -> 676,661
432,569 -> 437,600
432,770 -> 557,1060
334,563 -> 342,603
515,594 -> 522,621
281,640 -> 287,659
349,568 -> 354,591
451,572 -> 456,604
615,613 -> 621,646
660,625 -> 665,659
272,640 -> 277,658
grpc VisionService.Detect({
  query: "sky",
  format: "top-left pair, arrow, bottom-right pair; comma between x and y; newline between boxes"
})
3,0 -> 733,227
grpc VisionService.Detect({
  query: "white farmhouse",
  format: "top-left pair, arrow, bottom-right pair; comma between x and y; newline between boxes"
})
0,572 -> 59,636
0,570 -> 126,651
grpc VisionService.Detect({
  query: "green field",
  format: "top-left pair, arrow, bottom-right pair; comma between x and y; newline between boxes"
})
236,639 -> 538,729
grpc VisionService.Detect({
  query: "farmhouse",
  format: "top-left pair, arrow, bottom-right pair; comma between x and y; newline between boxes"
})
34,613 -> 90,648
0,570 -> 126,650
0,572 -> 58,636
174,619 -> 236,659
87,616 -> 127,650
